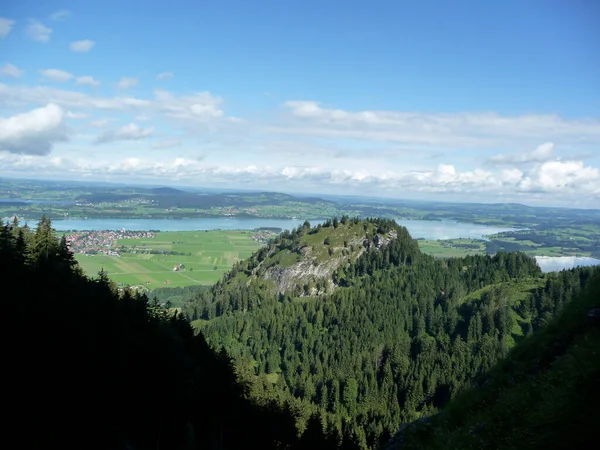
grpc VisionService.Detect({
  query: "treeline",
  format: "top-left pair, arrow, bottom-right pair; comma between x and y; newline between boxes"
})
184,218 -> 597,449
1,217 -> 349,450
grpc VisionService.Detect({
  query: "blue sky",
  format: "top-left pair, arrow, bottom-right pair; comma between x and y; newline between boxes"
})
0,0 -> 599,206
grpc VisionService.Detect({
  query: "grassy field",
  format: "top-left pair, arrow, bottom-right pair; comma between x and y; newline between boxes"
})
75,230 -> 262,288
418,238 -> 487,257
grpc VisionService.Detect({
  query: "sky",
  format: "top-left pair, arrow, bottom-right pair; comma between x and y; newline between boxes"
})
0,0 -> 599,207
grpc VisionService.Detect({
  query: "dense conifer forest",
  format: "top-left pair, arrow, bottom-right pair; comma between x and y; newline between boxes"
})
184,218 -> 598,448
3,216 -> 598,449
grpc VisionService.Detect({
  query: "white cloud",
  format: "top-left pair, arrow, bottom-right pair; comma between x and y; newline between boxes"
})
116,77 -> 138,90
69,39 -> 95,52
75,76 -> 100,87
282,101 -> 600,149
154,89 -> 224,119
1,150 -> 598,206
0,64 -> 24,78
26,20 -> 52,42
0,17 -> 15,38
39,69 -> 74,82
157,72 -> 174,80
0,104 -> 68,155
96,123 -> 154,144
49,10 -> 71,21
500,168 -> 523,184
488,142 -> 555,165
0,84 -> 597,206
524,160 -> 600,193
152,139 -> 181,149
0,84 -> 225,120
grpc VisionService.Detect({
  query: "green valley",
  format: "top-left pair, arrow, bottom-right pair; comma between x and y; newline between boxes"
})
71,230 -> 266,289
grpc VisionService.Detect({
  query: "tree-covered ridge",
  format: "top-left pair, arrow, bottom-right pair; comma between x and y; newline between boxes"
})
393,272 -> 600,450
1,217 -> 345,450
183,217 -> 598,449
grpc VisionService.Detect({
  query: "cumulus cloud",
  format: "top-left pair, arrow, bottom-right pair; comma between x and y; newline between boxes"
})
49,10 -> 71,21
69,39 -> 95,52
95,123 -> 154,144
1,148 -> 598,206
0,17 -> 15,38
152,139 -> 181,149
488,142 -> 555,165
157,72 -> 174,80
40,69 -> 74,82
76,76 -> 100,87
0,63 -> 24,78
0,104 -> 68,155
521,160 -> 600,193
26,19 -> 52,42
0,84 -> 597,205
500,168 -> 523,184
116,77 -> 138,90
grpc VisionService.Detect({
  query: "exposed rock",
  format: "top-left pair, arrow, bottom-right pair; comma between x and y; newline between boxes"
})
258,229 -> 397,296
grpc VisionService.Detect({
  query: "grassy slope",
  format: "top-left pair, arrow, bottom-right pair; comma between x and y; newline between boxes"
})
458,278 -> 544,346
396,274 -> 600,450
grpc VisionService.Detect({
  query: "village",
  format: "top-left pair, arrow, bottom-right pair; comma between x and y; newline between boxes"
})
66,230 -> 156,256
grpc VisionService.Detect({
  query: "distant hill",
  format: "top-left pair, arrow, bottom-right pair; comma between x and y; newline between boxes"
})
183,217 -> 598,448
150,186 -> 187,195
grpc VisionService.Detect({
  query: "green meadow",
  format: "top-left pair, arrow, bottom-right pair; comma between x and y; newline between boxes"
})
417,238 -> 487,257
75,230 -> 262,289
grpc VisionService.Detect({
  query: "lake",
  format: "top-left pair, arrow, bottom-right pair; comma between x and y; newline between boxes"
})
535,256 -> 600,273
19,216 -> 599,271
394,219 -> 515,240
34,217 -> 516,240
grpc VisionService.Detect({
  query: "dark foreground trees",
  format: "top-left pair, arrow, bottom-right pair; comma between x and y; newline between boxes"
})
1,217 -> 338,450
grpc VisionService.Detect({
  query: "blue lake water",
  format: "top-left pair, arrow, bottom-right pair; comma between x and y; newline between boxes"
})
13,216 -> 598,272
38,217 -> 310,232
535,256 -> 600,273
394,219 -> 515,241
35,217 -> 517,240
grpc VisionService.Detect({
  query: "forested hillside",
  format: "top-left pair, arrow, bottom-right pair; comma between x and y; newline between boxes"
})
392,272 -> 600,450
183,218 -> 598,449
1,217 -> 342,450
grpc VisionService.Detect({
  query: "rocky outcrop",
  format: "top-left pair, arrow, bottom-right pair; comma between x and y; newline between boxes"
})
262,248 -> 361,295
259,229 -> 397,296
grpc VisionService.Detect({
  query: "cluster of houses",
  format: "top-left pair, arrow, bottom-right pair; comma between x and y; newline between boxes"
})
66,229 -> 156,255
